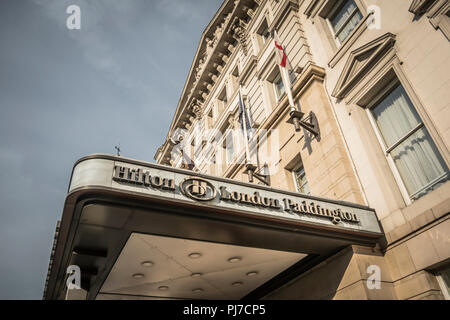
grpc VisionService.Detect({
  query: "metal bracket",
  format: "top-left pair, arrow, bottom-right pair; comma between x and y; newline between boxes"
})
244,163 -> 270,186
287,110 -> 320,137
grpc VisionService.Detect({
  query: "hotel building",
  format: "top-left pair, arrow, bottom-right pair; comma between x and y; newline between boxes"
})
44,0 -> 450,300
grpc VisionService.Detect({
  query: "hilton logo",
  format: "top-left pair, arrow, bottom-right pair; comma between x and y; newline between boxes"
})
180,177 -> 217,201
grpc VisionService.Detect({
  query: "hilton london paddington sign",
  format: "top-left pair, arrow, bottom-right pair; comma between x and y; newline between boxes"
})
69,157 -> 382,234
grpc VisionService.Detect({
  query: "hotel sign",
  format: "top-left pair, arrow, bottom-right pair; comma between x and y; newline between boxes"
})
176,176 -> 360,225
69,158 -> 382,234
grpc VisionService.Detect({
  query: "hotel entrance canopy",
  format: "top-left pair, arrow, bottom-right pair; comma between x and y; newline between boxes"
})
45,154 -> 383,300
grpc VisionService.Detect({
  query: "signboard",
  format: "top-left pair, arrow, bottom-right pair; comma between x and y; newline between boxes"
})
69,157 -> 382,234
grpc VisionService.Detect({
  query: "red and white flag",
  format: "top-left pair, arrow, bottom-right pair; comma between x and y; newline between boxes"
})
274,40 -> 287,68
274,31 -> 296,111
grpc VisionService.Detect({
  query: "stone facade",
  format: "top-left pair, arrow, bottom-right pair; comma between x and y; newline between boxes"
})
156,0 -> 450,300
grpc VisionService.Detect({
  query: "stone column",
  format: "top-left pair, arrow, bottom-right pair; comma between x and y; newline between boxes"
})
263,245 -> 397,300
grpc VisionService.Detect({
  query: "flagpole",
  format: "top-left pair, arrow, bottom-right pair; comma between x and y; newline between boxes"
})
274,30 -> 296,113
239,85 -> 251,165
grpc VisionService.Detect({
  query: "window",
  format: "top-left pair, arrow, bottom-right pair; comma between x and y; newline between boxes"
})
293,165 -> 310,195
217,87 -> 228,112
256,19 -> 270,51
207,109 -> 214,129
231,66 -> 240,92
436,267 -> 450,300
369,81 -> 449,200
273,73 -> 285,102
327,0 -> 363,44
225,131 -> 234,165
209,153 -> 217,176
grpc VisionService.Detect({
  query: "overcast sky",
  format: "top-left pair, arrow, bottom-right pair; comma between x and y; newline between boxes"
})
0,0 -> 223,299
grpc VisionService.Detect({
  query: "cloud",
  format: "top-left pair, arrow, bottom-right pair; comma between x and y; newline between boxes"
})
30,0 -> 153,93
0,0 -> 223,299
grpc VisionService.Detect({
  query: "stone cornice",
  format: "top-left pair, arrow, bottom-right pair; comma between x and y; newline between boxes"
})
408,0 -> 438,14
156,0 -> 263,163
304,0 -> 324,18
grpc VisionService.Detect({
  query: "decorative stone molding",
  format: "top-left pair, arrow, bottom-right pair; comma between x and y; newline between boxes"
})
208,72 -> 218,82
198,89 -> 208,100
409,0 -> 437,14
195,56 -> 206,80
427,0 -> 450,40
243,5 -> 255,18
228,16 -> 249,55
304,0 -> 323,18
155,0 -> 263,163
205,37 -> 217,57
214,63 -> 224,73
332,33 -> 397,99
205,12 -> 234,59
204,82 -> 213,92
189,98 -> 203,120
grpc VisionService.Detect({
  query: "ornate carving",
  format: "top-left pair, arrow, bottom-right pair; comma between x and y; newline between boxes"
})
205,37 -> 217,56
243,6 -> 255,18
208,72 -> 218,82
228,16 -> 249,55
194,56 -> 206,80
213,62 -> 224,73
190,98 -> 203,120
200,90 -> 208,100
187,9 -> 235,105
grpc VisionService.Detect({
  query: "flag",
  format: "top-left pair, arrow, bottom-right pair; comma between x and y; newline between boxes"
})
238,90 -> 252,164
274,32 -> 295,79
238,91 -> 251,136
274,31 -> 296,111
274,41 -> 287,68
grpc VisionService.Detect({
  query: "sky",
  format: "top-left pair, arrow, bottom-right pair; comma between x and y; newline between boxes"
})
0,0 -> 223,299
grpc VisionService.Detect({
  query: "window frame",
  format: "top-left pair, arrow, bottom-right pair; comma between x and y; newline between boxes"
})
272,72 -> 285,103
325,0 -> 364,46
231,66 -> 240,93
208,152 -> 217,176
292,164 -> 310,195
308,0 -> 369,67
224,130 -> 235,165
209,87 -> 228,128
365,78 -> 449,203
256,18 -> 271,53
217,87 -> 228,114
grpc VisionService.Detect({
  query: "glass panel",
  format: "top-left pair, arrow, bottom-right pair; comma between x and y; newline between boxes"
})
336,10 -> 363,43
390,126 -> 448,196
274,75 -> 285,100
226,134 -> 234,164
294,167 -> 310,195
372,84 -> 422,148
330,0 -> 361,33
262,29 -> 270,43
